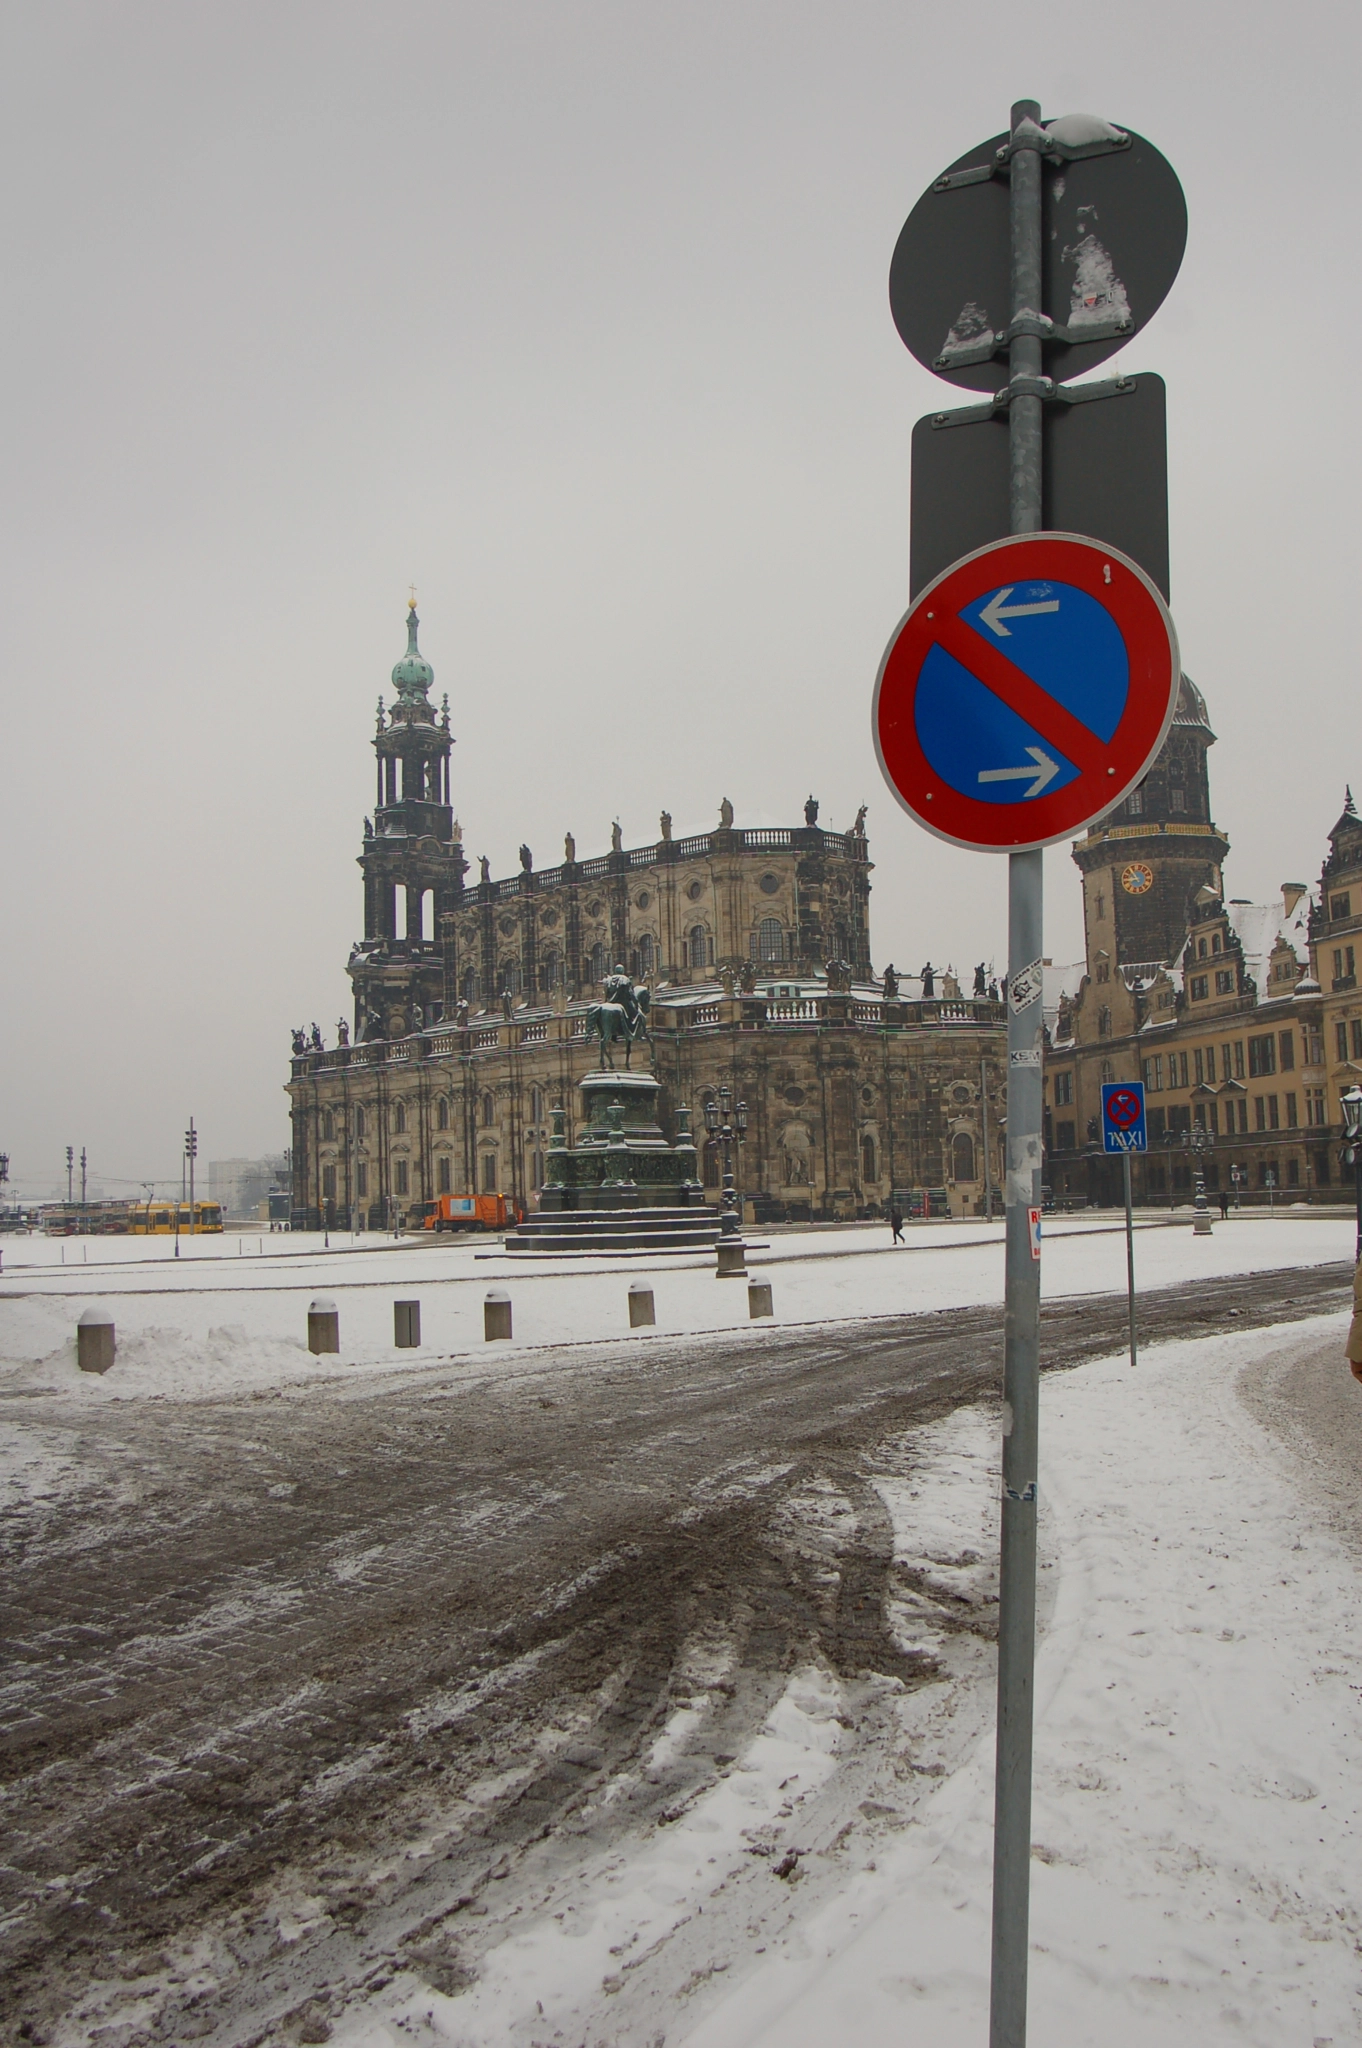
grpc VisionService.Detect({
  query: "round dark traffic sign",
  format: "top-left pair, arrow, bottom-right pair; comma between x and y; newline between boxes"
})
1104,1087 -> 1143,1130
872,532 -> 1179,853
889,125 -> 1187,391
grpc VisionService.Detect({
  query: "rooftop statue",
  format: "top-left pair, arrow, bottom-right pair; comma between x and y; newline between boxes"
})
588,966 -> 651,1071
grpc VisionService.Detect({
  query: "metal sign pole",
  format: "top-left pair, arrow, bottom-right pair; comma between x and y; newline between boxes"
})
1123,1149 -> 1138,1368
991,97 -> 1045,2048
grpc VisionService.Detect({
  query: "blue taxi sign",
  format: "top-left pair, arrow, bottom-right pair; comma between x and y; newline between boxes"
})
1101,1081 -> 1147,1154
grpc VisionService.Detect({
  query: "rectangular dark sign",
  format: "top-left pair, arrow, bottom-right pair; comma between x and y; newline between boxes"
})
909,373 -> 1169,600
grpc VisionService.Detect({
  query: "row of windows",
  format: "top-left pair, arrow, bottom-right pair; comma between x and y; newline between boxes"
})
1052,1090 -> 1329,1153
1142,1032 -> 1297,1092
1188,969 -> 1237,1000
318,1086 -> 554,1144
452,922 -> 797,999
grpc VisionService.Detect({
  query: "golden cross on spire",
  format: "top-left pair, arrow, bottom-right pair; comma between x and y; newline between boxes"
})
408,583 -> 418,610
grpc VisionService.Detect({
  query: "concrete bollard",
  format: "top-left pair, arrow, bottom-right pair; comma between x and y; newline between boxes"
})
716,1240 -> 748,1279
484,1289 -> 512,1341
77,1307 -> 116,1374
308,1295 -> 340,1354
628,1282 -> 656,1328
394,1299 -> 421,1348
748,1280 -> 773,1319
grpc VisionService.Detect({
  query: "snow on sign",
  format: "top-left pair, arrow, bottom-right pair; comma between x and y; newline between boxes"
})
872,532 -> 1179,853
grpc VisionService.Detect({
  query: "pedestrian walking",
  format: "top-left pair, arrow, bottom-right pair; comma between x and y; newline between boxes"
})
1218,1187 -> 1229,1220
890,1206 -> 905,1244
1347,1258 -> 1362,1385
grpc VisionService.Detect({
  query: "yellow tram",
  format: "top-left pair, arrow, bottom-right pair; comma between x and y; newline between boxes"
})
127,1200 -> 223,1235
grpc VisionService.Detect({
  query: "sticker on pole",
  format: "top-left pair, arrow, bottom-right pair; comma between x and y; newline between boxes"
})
872,533 -> 1179,852
1101,1080 -> 1147,1154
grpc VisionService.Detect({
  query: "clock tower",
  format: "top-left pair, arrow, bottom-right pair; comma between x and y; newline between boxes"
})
1071,674 -> 1229,979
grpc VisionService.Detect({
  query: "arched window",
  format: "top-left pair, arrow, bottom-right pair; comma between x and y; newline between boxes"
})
952,1132 -> 976,1182
589,942 -> 607,983
392,1100 -> 407,1135
758,918 -> 784,964
861,1134 -> 878,1183
539,950 -> 560,992
500,959 -> 521,995
461,967 -> 480,1002
481,1090 -> 495,1128
395,1159 -> 409,1195
1098,1006 -> 1112,1038
481,1151 -> 497,1192
321,1110 -> 335,1142
436,1096 -> 450,1131
437,1155 -> 451,1193
703,1142 -> 721,1188
354,1104 -> 366,1139
638,933 -> 655,975
690,925 -> 712,969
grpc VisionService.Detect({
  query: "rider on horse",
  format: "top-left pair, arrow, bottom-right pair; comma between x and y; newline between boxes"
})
589,967 -> 651,1069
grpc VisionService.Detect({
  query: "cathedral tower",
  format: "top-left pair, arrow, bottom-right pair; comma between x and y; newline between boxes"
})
1071,673 -> 1230,977
349,603 -> 467,1038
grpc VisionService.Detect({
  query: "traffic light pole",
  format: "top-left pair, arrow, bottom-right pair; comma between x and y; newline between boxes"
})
991,97 -> 1045,2048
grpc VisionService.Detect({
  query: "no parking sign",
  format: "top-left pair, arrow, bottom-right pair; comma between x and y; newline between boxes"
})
1101,1081 -> 1148,1154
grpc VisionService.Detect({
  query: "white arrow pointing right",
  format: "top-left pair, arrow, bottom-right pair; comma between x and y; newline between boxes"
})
977,746 -> 1061,798
978,586 -> 1062,637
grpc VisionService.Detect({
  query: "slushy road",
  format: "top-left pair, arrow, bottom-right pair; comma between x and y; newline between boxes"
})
1,1260 -> 1349,2044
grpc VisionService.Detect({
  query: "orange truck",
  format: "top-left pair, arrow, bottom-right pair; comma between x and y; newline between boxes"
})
423,1194 -> 513,1233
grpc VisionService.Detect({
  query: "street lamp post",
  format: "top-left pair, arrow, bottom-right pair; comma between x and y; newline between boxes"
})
1341,1085 -> 1362,1265
703,1085 -> 748,1276
1184,1123 -> 1214,1235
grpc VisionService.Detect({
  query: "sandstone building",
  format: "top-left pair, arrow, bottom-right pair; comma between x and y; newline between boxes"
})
1047,675 -> 1360,1206
287,606 -> 1008,1223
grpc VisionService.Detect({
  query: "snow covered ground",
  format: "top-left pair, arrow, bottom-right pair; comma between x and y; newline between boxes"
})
0,1214 -> 1354,1402
317,1310 -> 1362,2048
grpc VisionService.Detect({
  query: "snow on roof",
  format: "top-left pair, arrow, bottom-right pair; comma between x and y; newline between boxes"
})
1226,886 -> 1313,994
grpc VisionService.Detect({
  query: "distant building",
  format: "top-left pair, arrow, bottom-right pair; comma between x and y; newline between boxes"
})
1046,677 -> 1357,1204
208,1155 -> 289,1220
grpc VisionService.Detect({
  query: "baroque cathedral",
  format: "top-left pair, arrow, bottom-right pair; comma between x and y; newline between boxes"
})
287,604 -> 1008,1224
287,604 -> 1360,1224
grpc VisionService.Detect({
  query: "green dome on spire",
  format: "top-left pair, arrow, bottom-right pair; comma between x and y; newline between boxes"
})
391,602 -> 434,701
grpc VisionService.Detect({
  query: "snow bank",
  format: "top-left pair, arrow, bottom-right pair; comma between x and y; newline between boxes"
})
686,1312 -> 1362,2047
0,1216 -> 1351,1402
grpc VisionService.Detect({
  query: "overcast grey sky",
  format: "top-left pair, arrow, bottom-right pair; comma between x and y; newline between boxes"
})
1,0 -> 1358,1197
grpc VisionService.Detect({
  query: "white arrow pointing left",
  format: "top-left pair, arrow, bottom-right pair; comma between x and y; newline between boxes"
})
978,586 -> 1061,637
977,746 -> 1061,798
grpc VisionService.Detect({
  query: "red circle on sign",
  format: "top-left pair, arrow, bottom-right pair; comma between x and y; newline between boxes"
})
872,533 -> 1179,853
1106,1088 -> 1143,1128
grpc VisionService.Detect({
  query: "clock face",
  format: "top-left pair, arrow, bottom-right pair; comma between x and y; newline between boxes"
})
1121,862 -> 1154,896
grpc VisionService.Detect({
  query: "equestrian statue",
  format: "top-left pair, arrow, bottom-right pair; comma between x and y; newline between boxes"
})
587,966 -> 651,1070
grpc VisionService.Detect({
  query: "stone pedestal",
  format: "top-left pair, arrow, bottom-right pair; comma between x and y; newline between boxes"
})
538,1071 -> 703,1212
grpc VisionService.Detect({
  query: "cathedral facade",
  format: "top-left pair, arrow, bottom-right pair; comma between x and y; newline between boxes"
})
286,606 -> 1008,1224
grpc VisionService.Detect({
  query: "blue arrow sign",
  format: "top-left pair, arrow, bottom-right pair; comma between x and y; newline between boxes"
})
915,579 -> 1130,807
1101,1081 -> 1147,1154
